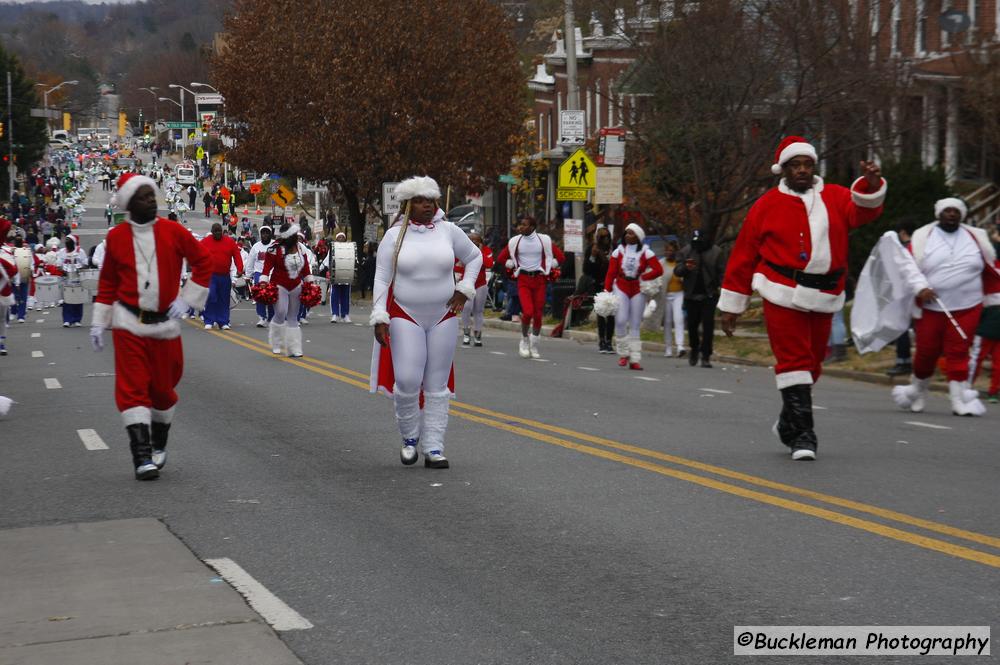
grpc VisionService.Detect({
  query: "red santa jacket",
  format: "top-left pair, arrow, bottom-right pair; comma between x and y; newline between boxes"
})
604,244 -> 664,296
261,245 -> 311,291
909,222 -> 1000,312
200,234 -> 244,276
0,247 -> 15,303
719,176 -> 886,314
92,217 -> 211,338
455,245 -> 494,289
495,233 -> 566,277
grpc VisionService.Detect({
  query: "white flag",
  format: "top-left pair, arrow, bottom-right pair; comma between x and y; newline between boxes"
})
851,231 -> 927,354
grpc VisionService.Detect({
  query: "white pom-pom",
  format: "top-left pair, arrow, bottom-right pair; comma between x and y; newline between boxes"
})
770,163 -> 783,175
639,276 -> 662,299
593,290 -> 619,317
0,396 -> 13,419
643,299 -> 658,319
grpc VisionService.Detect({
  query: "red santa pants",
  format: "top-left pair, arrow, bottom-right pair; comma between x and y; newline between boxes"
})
763,301 -> 833,389
913,305 -> 981,382
113,329 -> 184,414
517,273 -> 548,331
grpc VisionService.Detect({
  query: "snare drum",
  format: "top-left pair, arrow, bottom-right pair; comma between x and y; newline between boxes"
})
79,269 -> 100,294
35,276 -> 61,305
63,285 -> 89,305
332,242 -> 356,285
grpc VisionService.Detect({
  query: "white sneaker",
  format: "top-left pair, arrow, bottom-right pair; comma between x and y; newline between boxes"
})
255,317 -> 266,328
72,322 -> 82,327
204,323 -> 212,330
63,322 -> 70,328
221,324 -> 231,330
330,315 -> 340,323
663,347 -> 673,357
400,439 -> 419,465
300,318 -> 310,325
518,337 -> 531,358
17,318 -> 25,324
342,315 -> 351,323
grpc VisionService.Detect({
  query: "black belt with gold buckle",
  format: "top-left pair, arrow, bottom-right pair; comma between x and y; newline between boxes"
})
765,261 -> 844,291
121,302 -> 170,324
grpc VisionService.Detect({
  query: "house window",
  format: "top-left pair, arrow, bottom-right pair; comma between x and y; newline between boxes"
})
916,0 -> 927,54
891,1 -> 901,54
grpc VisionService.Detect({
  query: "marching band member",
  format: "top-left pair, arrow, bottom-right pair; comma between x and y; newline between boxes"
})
0,218 -> 15,355
245,225 -> 274,327
495,216 -> 564,359
458,231 -> 493,346
370,176 -> 482,469
260,222 -> 311,357
297,232 -> 316,324
323,232 -> 355,323
57,234 -> 88,327
89,173 -> 212,480
602,223 -> 664,370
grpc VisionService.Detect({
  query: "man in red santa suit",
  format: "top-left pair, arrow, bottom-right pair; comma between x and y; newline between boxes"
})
720,136 -> 886,460
90,173 -> 211,480
890,198 -> 1000,416
495,216 -> 565,359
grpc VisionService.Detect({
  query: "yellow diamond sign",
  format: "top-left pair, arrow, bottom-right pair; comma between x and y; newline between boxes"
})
558,149 -> 596,190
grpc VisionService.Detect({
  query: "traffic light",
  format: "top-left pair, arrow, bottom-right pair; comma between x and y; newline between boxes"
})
143,123 -> 151,135
202,121 -> 210,134
0,121 -> 4,139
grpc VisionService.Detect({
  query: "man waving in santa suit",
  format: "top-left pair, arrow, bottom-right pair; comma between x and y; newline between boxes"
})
90,173 -> 211,480
719,136 -> 886,461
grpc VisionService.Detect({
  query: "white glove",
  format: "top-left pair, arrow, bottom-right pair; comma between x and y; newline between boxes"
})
167,296 -> 192,320
505,259 -> 515,270
258,274 -> 270,283
89,325 -> 105,352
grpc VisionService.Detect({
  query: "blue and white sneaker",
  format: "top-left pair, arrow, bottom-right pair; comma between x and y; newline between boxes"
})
424,450 -> 449,469
400,438 -> 419,466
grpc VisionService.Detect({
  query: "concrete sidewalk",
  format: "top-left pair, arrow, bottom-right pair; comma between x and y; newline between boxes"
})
0,519 -> 304,665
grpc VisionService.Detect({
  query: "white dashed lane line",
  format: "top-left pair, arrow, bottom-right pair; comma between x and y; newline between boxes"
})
77,429 -> 109,450
30,332 -> 41,338
204,558 -> 313,631
634,376 -> 660,382
577,366 -> 600,371
699,388 -> 731,394
43,378 -> 62,389
904,421 -> 952,430
31,351 -> 44,358
489,351 -> 506,356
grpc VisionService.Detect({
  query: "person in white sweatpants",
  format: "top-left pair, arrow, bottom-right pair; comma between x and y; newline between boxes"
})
661,240 -> 686,357
370,177 -> 482,469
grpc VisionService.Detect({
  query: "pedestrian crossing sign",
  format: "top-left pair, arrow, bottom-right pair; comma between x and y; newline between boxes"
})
558,149 -> 596,190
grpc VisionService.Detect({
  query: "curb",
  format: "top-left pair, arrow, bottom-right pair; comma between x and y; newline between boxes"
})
479,317 -> 958,394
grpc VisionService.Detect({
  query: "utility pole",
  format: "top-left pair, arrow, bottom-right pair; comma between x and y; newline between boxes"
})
7,71 -> 14,200
564,0 -> 584,283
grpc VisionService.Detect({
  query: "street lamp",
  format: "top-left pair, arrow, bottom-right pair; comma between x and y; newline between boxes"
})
139,87 -> 160,133
159,95 -> 184,153
37,80 -> 79,134
171,83 -> 207,170
190,82 -> 219,92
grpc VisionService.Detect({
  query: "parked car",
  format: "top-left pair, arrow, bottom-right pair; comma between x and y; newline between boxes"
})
48,139 -> 72,150
446,204 -> 483,234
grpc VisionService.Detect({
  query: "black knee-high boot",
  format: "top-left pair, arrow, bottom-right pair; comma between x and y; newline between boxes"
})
782,385 -> 817,459
151,422 -> 170,469
126,424 -> 159,480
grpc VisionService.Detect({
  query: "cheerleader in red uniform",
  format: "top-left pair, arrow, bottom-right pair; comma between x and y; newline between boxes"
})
602,223 -> 663,370
260,222 -> 312,357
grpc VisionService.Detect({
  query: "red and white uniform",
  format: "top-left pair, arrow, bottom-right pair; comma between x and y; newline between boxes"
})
92,217 -> 211,426
260,244 -> 311,339
603,243 -> 664,362
0,222 -> 14,352
719,175 -> 886,388
495,232 -> 565,330
905,222 -> 1000,382
457,245 -> 494,333
261,245 -> 311,291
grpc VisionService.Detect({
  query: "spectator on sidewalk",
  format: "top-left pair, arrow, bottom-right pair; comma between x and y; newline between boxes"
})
673,229 -> 727,368
660,239 -> 686,358
203,192 -> 213,218
584,225 -> 615,353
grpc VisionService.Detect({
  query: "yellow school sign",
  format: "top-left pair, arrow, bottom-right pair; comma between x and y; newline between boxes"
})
558,149 -> 596,190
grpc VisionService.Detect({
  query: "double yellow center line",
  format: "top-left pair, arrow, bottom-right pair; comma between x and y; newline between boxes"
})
192,322 -> 1000,570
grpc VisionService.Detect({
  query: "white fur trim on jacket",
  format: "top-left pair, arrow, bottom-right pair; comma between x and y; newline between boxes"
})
985,293 -> 1000,307
718,288 -> 751,314
181,278 -> 210,310
454,280 -> 476,302
394,176 -> 442,202
851,177 -> 888,209
111,175 -> 159,211
776,370 -> 814,390
112,302 -> 182,339
369,310 -> 390,326
751,272 -> 845,313
91,301 -> 114,328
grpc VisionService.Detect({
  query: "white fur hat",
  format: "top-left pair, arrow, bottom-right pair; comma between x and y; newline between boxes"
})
276,223 -> 300,240
625,222 -> 646,243
934,197 -> 968,221
111,172 -> 159,211
394,176 -> 441,202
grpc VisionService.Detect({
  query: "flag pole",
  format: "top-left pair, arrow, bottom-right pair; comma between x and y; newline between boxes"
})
931,296 -> 969,342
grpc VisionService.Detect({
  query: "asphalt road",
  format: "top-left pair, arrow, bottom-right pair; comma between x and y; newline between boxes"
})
1,172 -> 998,664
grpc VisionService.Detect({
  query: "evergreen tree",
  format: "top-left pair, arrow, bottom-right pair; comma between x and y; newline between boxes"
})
0,41 -> 49,201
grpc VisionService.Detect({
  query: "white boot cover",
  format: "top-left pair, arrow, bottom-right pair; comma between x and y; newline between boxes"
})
616,337 -> 629,359
420,391 -> 451,455
269,322 -> 285,354
629,336 -> 642,364
950,381 -> 985,416
286,326 -> 303,357
892,375 -> 930,412
393,388 -> 422,441
529,333 -> 541,358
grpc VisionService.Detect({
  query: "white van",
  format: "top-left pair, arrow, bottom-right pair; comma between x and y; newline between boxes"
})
176,163 -> 197,186
51,130 -> 72,143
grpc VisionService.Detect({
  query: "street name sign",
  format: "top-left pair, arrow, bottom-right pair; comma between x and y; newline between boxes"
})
164,121 -> 198,129
195,93 -> 225,106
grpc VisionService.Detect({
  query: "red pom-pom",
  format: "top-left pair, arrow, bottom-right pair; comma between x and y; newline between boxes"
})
547,267 -> 561,282
299,281 -> 322,308
251,281 -> 278,305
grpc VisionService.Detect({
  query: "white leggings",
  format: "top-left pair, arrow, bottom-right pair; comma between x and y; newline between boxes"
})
389,310 -> 459,395
461,285 -> 487,332
613,285 -> 645,339
273,284 -> 301,327
663,291 -> 685,348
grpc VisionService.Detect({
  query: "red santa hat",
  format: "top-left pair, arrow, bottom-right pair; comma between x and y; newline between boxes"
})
111,172 -> 159,210
770,136 -> 818,175
66,234 -> 80,247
